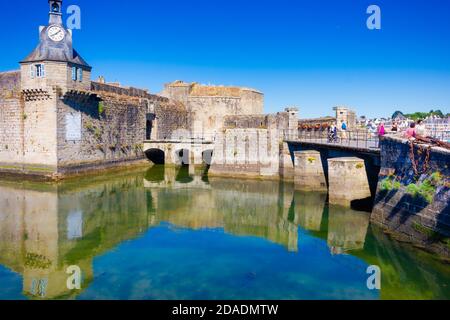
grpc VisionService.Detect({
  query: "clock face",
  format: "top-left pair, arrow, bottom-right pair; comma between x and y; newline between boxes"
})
47,25 -> 65,42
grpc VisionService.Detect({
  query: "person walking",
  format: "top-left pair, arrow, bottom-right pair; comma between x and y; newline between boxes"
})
341,120 -> 348,140
378,122 -> 386,137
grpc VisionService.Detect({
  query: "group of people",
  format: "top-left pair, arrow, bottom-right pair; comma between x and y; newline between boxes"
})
326,119 -> 429,144
376,120 -> 428,139
327,120 -> 347,143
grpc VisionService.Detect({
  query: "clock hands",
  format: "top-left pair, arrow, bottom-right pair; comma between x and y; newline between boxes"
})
47,25 -> 65,42
50,29 -> 62,37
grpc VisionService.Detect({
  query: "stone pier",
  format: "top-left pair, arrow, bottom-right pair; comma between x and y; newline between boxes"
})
328,157 -> 371,206
279,142 -> 295,181
294,151 -> 327,191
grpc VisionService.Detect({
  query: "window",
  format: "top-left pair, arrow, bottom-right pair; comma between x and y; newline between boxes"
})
72,66 -> 83,82
72,66 -> 77,81
77,68 -> 83,82
30,64 -> 45,78
36,64 -> 45,77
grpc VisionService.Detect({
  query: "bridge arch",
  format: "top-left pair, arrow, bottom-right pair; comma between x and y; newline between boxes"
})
202,149 -> 214,165
145,148 -> 165,165
175,149 -> 191,165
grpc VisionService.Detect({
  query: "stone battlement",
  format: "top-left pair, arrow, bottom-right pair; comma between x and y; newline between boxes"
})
164,80 -> 262,97
91,82 -> 168,102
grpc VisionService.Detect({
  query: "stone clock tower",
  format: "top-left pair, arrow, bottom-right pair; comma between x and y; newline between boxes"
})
20,0 -> 91,92
18,0 -> 92,170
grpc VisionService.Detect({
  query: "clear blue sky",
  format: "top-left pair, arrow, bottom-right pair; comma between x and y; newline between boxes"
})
1,0 -> 449,118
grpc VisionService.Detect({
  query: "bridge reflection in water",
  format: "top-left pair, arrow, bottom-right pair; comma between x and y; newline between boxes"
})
0,166 -> 449,300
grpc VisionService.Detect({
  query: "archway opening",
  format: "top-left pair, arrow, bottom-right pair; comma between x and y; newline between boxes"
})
146,120 -> 153,140
145,148 -> 165,165
202,149 -> 214,166
175,149 -> 190,165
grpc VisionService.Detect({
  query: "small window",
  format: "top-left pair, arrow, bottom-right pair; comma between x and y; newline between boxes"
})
72,67 -> 83,82
35,64 -> 45,78
72,66 -> 77,81
30,65 -> 35,78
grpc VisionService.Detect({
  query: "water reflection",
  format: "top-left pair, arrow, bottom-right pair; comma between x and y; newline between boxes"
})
294,192 -> 326,232
0,166 -> 448,300
327,206 -> 370,255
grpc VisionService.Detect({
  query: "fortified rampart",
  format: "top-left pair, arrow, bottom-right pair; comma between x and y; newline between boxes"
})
161,81 -> 264,135
209,109 -> 298,179
371,136 -> 450,257
0,70 -> 190,179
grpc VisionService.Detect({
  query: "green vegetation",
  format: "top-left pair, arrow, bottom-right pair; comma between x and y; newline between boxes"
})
412,222 -> 439,238
98,101 -> 105,115
392,110 -> 446,121
380,176 -> 401,192
405,172 -> 443,204
412,223 -> 450,249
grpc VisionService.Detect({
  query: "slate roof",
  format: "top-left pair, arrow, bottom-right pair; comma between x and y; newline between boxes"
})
21,45 -> 90,68
20,26 -> 91,70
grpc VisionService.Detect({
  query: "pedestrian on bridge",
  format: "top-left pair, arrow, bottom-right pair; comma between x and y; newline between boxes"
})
404,123 -> 417,139
377,123 -> 386,137
341,120 -> 348,140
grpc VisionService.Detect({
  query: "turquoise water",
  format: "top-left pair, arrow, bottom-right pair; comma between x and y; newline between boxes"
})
0,166 -> 448,300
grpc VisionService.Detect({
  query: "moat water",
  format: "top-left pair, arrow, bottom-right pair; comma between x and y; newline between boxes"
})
0,165 -> 449,300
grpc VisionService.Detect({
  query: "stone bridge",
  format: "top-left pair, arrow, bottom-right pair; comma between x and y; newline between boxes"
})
143,139 -> 215,166
285,139 -> 382,199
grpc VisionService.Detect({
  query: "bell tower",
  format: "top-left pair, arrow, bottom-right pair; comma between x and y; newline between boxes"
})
17,0 -> 92,169
49,0 -> 63,25
20,0 -> 91,92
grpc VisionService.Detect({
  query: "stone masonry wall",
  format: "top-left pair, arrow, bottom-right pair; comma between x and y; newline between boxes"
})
22,94 -> 58,167
0,71 -> 20,99
0,71 -> 22,165
209,128 -> 280,178
0,98 -> 23,165
155,101 -> 191,140
21,62 -> 91,92
188,96 -> 242,135
57,92 -> 147,169
161,81 -> 264,136
372,136 -> 450,257
57,87 -> 190,172
224,112 -> 290,131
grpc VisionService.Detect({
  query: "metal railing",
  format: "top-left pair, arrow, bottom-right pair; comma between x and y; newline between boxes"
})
427,130 -> 450,142
284,129 -> 380,150
284,128 -> 450,148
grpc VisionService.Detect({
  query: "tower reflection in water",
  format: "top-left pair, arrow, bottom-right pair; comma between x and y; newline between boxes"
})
0,165 -> 448,300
